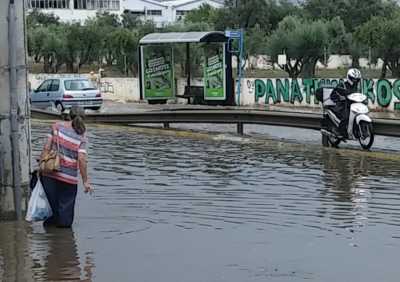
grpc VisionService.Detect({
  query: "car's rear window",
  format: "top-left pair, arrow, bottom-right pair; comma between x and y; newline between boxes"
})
64,79 -> 96,91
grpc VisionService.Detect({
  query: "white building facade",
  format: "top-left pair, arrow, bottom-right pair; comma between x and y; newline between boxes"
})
26,0 -> 223,26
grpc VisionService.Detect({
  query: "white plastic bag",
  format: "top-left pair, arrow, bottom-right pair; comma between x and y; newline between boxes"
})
25,178 -> 53,222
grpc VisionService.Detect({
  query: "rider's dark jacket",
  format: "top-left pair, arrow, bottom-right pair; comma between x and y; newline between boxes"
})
331,80 -> 359,121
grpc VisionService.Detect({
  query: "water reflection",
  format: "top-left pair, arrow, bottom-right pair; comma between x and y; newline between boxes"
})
20,122 -> 400,281
0,223 -> 94,282
30,227 -> 94,281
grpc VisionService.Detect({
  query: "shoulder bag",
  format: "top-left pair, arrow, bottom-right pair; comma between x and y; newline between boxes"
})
39,129 -> 60,173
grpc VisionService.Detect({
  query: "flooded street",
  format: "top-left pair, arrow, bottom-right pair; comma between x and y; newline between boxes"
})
1,122 -> 400,281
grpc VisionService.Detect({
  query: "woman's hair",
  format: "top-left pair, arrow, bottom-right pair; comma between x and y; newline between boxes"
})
69,106 -> 86,135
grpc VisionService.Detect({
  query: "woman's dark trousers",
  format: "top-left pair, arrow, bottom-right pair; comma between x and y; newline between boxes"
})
41,176 -> 78,228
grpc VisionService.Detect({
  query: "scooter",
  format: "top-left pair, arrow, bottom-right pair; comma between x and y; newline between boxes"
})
319,88 -> 374,150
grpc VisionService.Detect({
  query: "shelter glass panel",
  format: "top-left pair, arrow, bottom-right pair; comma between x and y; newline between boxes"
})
141,45 -> 175,100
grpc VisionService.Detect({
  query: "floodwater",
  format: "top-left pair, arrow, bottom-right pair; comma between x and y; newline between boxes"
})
1,122 -> 400,282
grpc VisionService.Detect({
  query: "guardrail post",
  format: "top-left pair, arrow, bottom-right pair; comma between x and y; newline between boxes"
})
322,133 -> 329,147
163,122 -> 170,129
237,122 -> 244,135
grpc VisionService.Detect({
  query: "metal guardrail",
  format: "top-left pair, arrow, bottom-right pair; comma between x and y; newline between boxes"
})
31,108 -> 400,137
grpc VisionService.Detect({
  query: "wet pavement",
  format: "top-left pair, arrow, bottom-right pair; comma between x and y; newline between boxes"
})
1,121 -> 400,281
86,100 -> 400,120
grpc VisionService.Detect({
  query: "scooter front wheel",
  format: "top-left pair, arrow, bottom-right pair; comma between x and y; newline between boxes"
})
328,135 -> 341,147
358,121 -> 374,150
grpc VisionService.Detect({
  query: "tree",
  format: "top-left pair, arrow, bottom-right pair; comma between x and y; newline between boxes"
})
302,0 -> 399,67
91,11 -> 121,28
355,14 -> 400,78
27,9 -> 60,27
105,29 -> 139,75
27,25 -> 65,73
184,3 -> 217,25
121,12 -> 142,29
214,0 -> 295,31
266,16 -> 343,78
302,0 -> 397,32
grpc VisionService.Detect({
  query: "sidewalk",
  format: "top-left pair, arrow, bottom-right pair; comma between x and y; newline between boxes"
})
100,100 -> 400,120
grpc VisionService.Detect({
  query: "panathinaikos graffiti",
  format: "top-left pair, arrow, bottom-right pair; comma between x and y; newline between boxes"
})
244,78 -> 400,110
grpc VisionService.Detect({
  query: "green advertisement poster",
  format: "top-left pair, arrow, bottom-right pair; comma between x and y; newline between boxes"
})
141,45 -> 174,100
203,44 -> 226,100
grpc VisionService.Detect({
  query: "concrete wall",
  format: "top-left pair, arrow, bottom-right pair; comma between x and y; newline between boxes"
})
241,78 -> 400,112
237,55 -> 384,70
29,73 -> 203,102
29,74 -> 400,113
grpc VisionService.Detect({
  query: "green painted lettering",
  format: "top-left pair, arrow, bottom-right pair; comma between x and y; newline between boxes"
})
362,79 -> 375,103
318,79 -> 327,89
276,79 -> 290,102
392,79 -> 400,110
265,79 -> 277,104
376,79 -> 392,107
330,79 -> 338,88
302,79 -> 314,104
255,79 -> 265,103
291,79 -> 303,104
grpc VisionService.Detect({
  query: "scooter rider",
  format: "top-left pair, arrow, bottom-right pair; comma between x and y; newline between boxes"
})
331,68 -> 362,135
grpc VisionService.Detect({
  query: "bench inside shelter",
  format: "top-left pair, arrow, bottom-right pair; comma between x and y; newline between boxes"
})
176,85 -> 205,104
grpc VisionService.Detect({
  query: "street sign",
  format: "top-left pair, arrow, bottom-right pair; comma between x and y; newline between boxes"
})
225,30 -> 242,38
278,54 -> 287,65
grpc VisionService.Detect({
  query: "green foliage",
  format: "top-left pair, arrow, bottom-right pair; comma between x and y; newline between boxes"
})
355,13 -> 400,77
121,12 -> 142,29
26,1 -> 400,78
27,10 -> 155,75
26,9 -> 60,27
245,25 -> 268,57
214,0 -> 296,31
302,0 -> 399,67
302,0 -> 398,32
266,16 -> 344,78
184,4 -> 217,25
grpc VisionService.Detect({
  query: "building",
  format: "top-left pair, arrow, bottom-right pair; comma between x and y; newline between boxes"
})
25,0 -> 223,26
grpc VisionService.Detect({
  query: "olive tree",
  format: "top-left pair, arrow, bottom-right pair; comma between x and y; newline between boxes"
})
266,16 -> 344,78
355,14 -> 400,78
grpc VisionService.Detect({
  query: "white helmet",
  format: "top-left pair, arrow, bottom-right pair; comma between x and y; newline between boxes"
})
346,68 -> 362,86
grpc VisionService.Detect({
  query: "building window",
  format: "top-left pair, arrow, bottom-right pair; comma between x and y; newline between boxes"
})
176,10 -> 188,16
74,0 -> 87,9
28,0 -> 70,9
146,10 -> 162,16
111,0 -> 120,10
74,0 -> 120,10
127,10 -> 145,15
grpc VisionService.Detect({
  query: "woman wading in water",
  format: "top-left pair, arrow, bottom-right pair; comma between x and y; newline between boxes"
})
40,106 -> 93,227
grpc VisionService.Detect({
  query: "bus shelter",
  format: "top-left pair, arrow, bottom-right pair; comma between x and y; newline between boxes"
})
138,31 -> 235,106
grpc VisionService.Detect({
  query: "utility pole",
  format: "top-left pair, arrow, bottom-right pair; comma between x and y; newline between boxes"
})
0,0 -> 31,220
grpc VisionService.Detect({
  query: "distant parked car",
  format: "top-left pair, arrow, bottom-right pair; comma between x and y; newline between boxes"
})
30,77 -> 103,112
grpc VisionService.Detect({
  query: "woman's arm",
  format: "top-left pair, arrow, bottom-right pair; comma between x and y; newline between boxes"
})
78,152 -> 93,194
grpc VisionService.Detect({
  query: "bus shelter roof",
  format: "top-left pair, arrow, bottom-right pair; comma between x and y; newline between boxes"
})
139,31 -> 227,45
